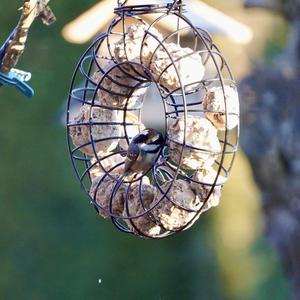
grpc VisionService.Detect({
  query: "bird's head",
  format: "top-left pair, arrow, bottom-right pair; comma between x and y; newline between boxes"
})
132,128 -> 164,153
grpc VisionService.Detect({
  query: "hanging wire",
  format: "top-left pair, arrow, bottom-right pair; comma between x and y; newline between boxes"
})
0,27 -> 16,66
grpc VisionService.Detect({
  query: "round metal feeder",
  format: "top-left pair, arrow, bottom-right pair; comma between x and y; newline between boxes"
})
66,0 -> 239,239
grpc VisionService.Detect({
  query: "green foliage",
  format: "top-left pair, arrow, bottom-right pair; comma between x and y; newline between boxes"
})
263,20 -> 288,63
0,1 -> 291,299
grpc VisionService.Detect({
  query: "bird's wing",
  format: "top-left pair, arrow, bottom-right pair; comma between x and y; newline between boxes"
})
124,143 -> 140,174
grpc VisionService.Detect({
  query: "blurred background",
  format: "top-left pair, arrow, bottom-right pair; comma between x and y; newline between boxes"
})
0,0 -> 295,299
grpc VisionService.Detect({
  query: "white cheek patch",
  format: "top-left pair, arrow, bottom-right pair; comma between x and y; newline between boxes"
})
140,129 -> 150,136
141,143 -> 160,151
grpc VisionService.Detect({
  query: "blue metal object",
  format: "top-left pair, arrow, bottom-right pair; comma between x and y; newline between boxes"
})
0,26 -> 16,63
0,26 -> 34,97
0,69 -> 34,97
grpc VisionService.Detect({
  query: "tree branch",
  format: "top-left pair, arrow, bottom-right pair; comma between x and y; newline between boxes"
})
0,0 -> 56,73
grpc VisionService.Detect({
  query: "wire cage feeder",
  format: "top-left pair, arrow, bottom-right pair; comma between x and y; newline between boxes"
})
66,0 -> 240,239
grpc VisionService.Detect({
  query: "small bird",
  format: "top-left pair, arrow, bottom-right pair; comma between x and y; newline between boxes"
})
123,128 -> 164,176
